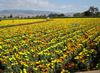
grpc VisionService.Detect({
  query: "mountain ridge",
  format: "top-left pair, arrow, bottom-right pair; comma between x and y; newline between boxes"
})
0,10 -> 74,17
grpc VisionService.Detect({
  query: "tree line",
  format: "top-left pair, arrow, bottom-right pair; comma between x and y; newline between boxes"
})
0,13 -> 66,20
0,6 -> 100,20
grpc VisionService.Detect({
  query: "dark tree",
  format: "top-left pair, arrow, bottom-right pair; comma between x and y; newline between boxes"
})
0,17 -> 1,21
74,6 -> 100,17
3,16 -> 7,19
48,13 -> 65,18
89,6 -> 99,14
58,14 -> 65,17
83,6 -> 99,17
9,14 -> 13,18
74,13 -> 82,17
83,11 -> 92,16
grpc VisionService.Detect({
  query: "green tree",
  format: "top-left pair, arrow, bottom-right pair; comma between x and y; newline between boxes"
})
83,6 -> 99,17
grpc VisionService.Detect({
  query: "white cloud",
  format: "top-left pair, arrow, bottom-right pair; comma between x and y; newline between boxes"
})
60,5 -> 73,9
0,0 -> 74,12
0,0 -> 54,9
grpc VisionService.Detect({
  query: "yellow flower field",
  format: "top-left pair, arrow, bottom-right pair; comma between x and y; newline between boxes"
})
0,18 -> 100,73
0,19 -> 45,26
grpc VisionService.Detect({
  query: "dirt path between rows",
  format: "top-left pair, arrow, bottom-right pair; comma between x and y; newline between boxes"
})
0,20 -> 52,29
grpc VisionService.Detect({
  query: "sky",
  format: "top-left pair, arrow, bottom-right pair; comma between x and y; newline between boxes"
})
0,0 -> 100,13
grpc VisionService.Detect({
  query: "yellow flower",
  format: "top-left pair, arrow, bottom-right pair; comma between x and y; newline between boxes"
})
46,64 -> 51,67
20,69 -> 23,73
79,52 -> 83,56
63,54 -> 67,58
15,54 -> 19,59
0,45 -> 2,49
0,42 -> 3,44
19,51 -> 23,55
82,60 -> 85,63
34,68 -> 38,70
36,61 -> 41,65
23,68 -> 27,73
61,69 -> 65,73
75,56 -> 79,59
79,55 -> 83,59
86,54 -> 89,56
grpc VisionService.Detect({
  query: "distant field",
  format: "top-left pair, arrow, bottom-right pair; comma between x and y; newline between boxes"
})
0,18 -> 100,73
0,19 -> 45,26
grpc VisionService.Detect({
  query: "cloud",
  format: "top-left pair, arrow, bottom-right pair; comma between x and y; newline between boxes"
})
0,0 -> 54,9
0,0 -> 74,13
0,0 -> 100,13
